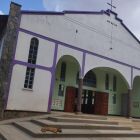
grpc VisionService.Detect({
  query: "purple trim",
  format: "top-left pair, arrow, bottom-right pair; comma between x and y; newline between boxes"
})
21,10 -> 104,15
4,12 -> 22,110
132,66 -> 140,71
19,28 -> 140,71
21,10 -> 64,15
82,53 -> 86,77
13,60 -> 52,72
121,23 -> 140,45
19,28 -> 85,53
21,9 -> 115,17
64,10 -> 104,14
106,9 -> 140,44
48,44 -> 58,112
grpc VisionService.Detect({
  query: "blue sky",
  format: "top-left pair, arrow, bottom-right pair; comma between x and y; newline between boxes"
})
0,0 -> 140,39
0,0 -> 45,14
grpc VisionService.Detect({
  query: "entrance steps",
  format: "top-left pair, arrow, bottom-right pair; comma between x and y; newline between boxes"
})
12,121 -> 140,138
47,116 -> 119,125
0,124 -> 31,140
0,113 -> 140,139
30,119 -> 132,130
61,114 -> 107,120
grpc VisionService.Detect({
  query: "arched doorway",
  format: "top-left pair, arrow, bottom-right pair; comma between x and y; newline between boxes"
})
78,70 -> 97,114
51,55 -> 81,112
81,67 -> 129,116
131,76 -> 140,117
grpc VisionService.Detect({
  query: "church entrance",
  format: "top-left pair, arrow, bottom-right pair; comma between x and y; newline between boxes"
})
52,55 -> 130,116
82,90 -> 94,114
64,87 -> 109,115
82,67 -> 129,116
51,55 -> 81,111
81,90 -> 109,115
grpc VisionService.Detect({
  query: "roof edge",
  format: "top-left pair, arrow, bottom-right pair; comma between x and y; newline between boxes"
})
11,1 -> 22,7
21,10 -> 106,15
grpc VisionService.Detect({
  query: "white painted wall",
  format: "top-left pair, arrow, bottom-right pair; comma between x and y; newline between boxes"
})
20,12 -> 140,69
7,11 -> 140,112
7,32 -> 55,112
57,44 -> 83,76
15,32 -> 55,68
85,53 -> 131,88
133,69 -> 140,85
7,65 -> 52,112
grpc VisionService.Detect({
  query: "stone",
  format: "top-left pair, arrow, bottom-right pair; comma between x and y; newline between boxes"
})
0,2 -> 21,119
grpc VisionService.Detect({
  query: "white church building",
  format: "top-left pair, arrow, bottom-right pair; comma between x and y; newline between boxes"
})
2,2 -> 140,117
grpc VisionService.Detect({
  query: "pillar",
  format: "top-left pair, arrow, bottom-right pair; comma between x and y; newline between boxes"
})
76,78 -> 83,113
0,2 -> 21,118
127,89 -> 132,118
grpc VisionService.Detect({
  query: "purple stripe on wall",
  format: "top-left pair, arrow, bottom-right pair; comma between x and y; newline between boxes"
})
13,60 -> 52,72
48,44 -> 58,112
19,28 -> 140,71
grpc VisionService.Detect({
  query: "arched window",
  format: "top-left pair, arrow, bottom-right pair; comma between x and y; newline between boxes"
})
60,62 -> 66,81
24,38 -> 39,89
83,71 -> 96,87
28,38 -> 39,64
105,74 -> 109,90
113,75 -> 117,91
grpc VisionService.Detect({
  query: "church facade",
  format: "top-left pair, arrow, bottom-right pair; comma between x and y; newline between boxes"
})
1,2 -> 140,117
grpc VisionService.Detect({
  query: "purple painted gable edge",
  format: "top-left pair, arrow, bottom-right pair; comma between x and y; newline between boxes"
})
106,10 -> 140,44
19,28 -> 140,70
20,9 -> 140,45
21,10 -> 104,15
21,11 -> 64,15
121,23 -> 140,44
48,44 -> 58,112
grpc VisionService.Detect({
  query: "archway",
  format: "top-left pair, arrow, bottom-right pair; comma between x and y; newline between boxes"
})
81,67 -> 129,116
131,76 -> 140,117
51,55 -> 81,112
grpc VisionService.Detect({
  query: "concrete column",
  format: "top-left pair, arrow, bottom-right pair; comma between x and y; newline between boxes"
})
127,89 -> 132,118
0,2 -> 21,118
76,78 -> 83,113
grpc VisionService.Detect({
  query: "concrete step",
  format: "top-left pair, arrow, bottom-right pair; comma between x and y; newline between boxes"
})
133,119 -> 140,123
48,116 -> 119,125
0,124 -> 32,140
61,114 -> 107,120
1,124 -> 140,140
31,119 -> 132,130
12,121 -> 140,138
